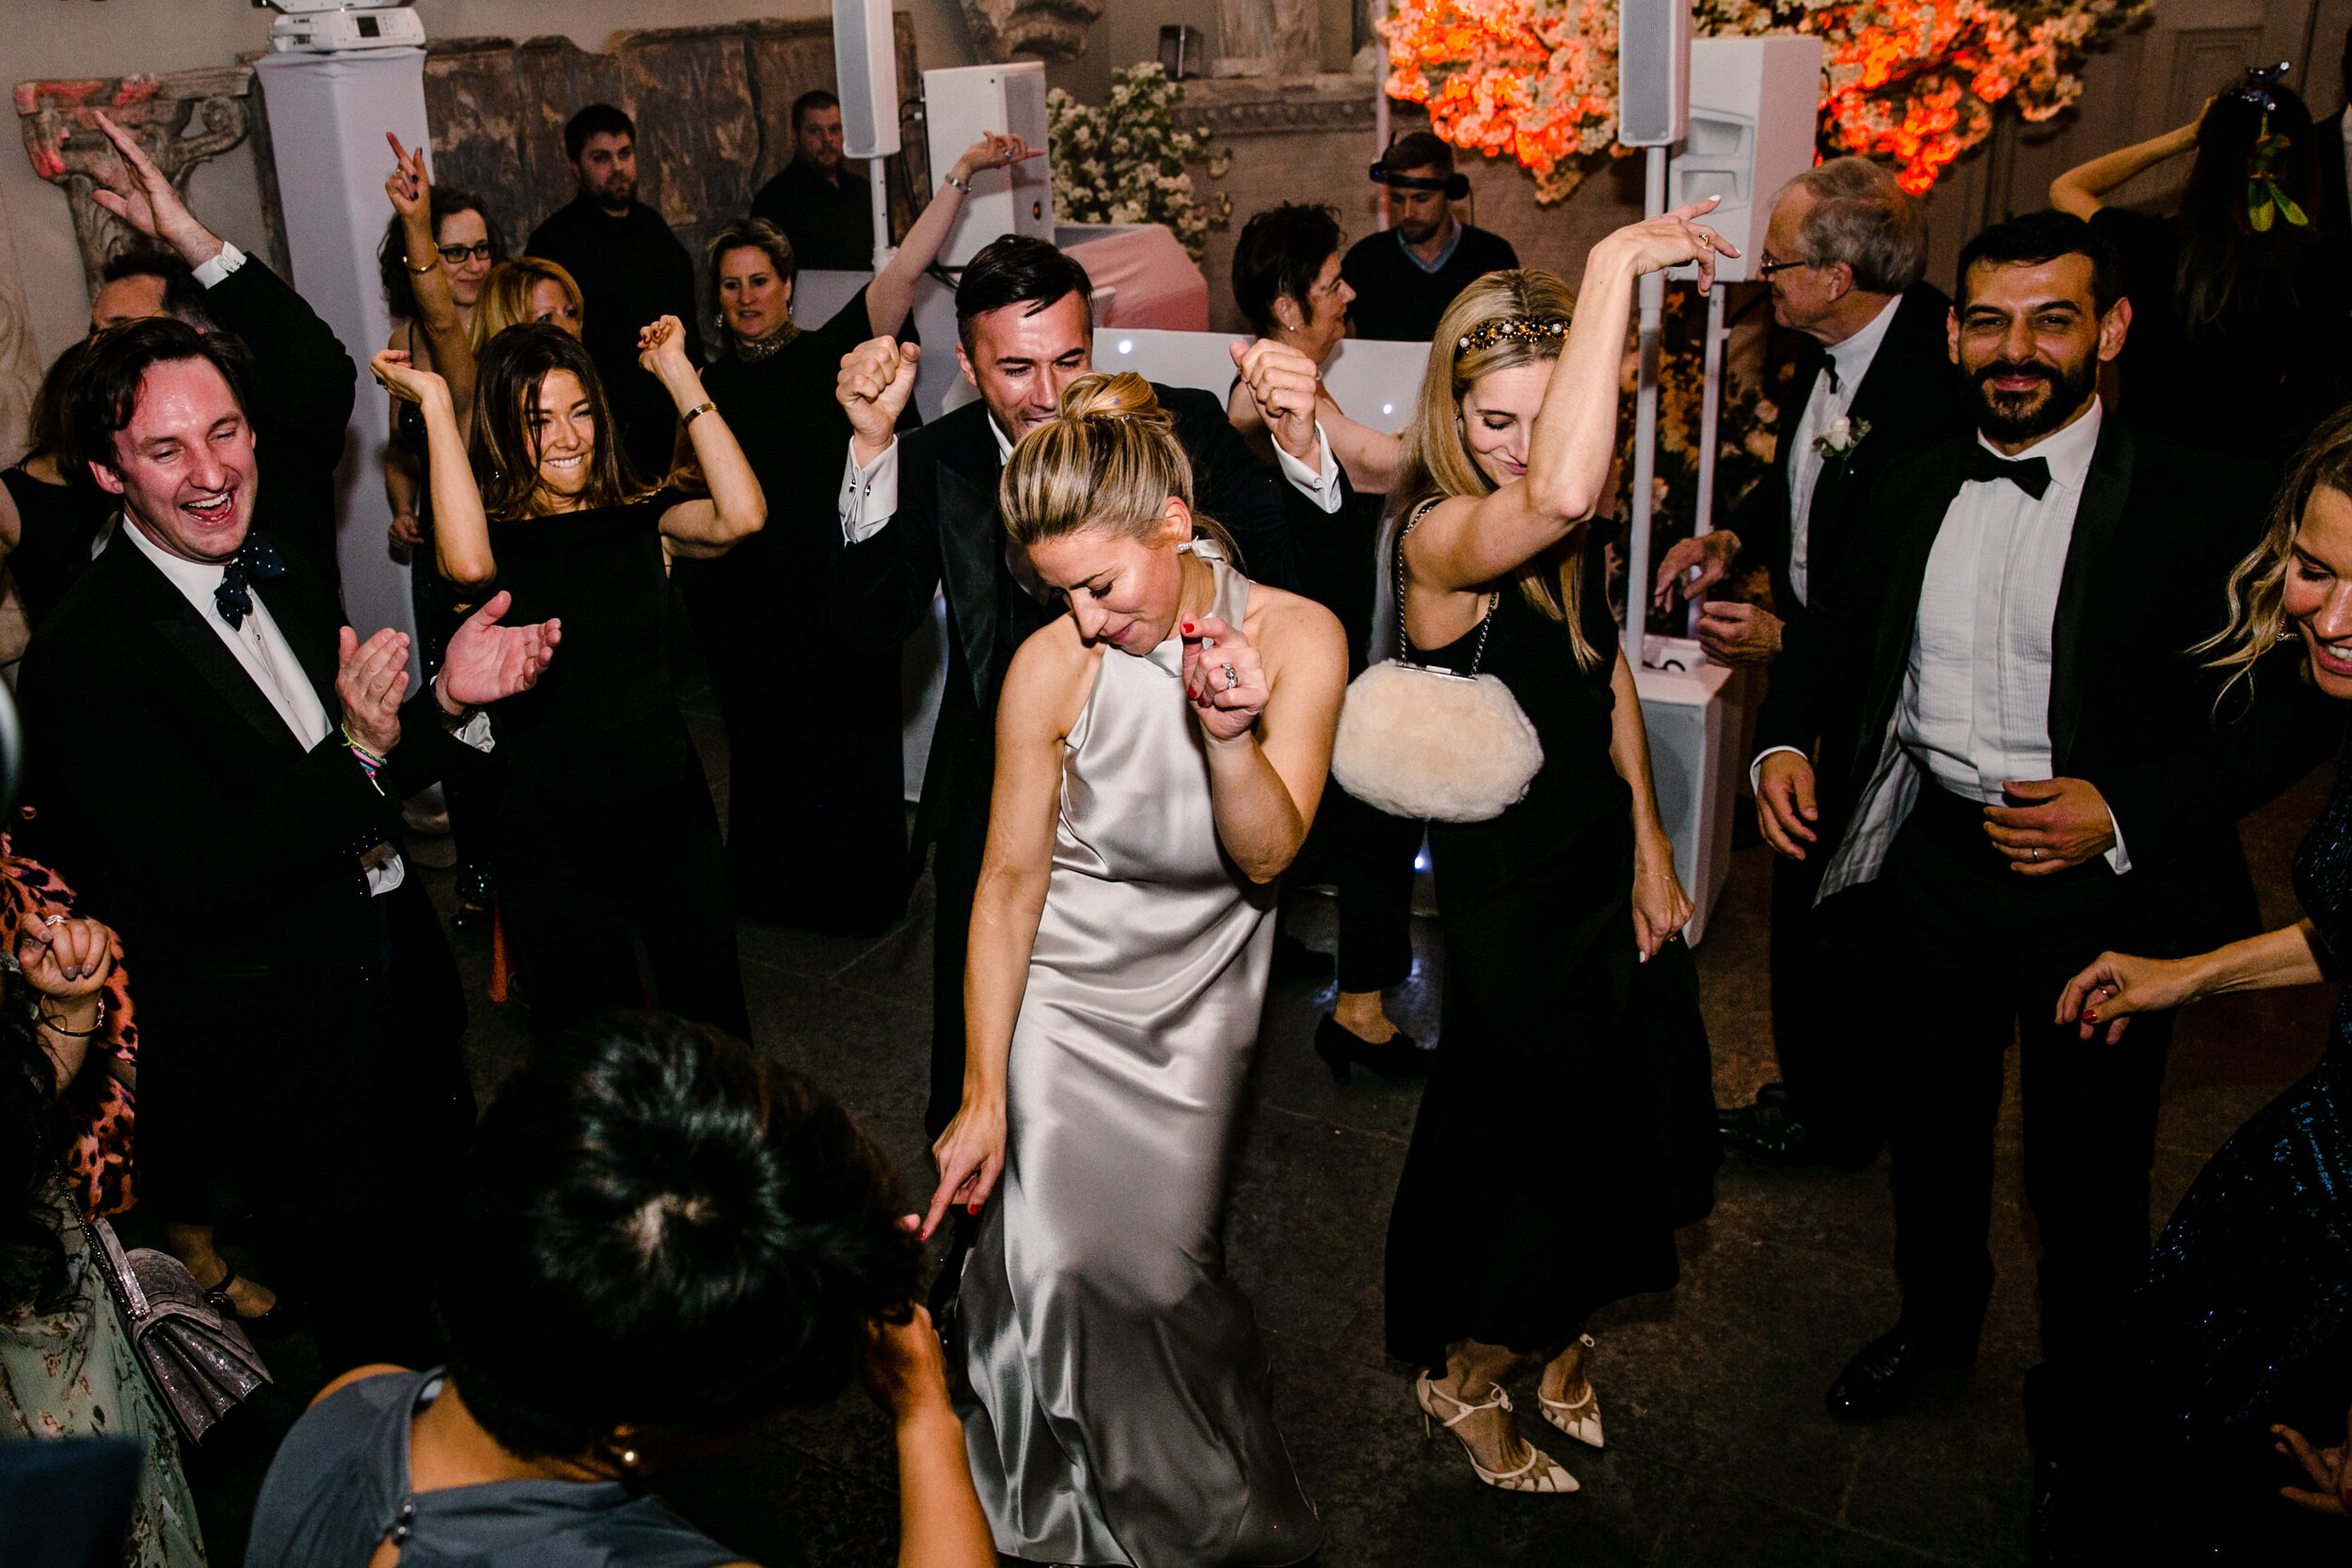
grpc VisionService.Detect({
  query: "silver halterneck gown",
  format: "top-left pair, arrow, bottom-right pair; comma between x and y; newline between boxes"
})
956,548 -> 1323,1567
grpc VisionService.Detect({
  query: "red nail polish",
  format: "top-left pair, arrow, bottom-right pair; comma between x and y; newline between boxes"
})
1182,620 -> 1194,634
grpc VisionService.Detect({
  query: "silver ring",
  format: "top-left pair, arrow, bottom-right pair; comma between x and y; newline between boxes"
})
2031,847 -> 2041,862
1221,662 -> 1239,690
41,915 -> 64,927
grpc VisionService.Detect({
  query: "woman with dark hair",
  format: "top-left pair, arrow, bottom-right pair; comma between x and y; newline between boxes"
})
1,895 -> 204,1568
1359,226 -> 1724,1492
2051,66 -> 2350,467
925,372 -> 1345,1565
688,131 -> 1031,934
379,135 -> 511,927
1225,201 -> 1394,491
2050,404 -> 2352,1558
373,317 -> 763,1038
245,1011 -> 995,1567
0,341 -> 115,633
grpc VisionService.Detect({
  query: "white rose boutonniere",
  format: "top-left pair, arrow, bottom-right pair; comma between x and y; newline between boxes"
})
1812,416 -> 1870,464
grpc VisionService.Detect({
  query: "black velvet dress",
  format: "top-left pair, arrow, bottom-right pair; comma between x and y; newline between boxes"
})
688,286 -> 908,935
1383,533 -> 1719,1368
485,489 -> 749,1040
2123,747 -> 2352,1560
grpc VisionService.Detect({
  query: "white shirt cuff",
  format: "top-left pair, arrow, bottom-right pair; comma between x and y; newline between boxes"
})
839,439 -> 899,544
1749,744 -> 1807,796
2103,808 -> 2131,875
1274,422 -> 1343,515
191,240 -> 245,289
453,709 -> 495,752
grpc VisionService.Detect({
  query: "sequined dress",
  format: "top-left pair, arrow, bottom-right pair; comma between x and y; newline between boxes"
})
2130,752 -> 2352,1559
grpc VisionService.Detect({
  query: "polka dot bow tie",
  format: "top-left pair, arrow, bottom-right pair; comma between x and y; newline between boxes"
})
214,535 -> 286,629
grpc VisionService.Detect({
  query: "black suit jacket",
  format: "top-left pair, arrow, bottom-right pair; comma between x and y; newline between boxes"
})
18,530 -> 480,1015
834,385 -> 1311,875
203,259 -> 358,594
1756,415 -> 2342,950
1731,282 -> 1967,650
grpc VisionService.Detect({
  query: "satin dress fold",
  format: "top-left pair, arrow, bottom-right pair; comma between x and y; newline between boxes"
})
956,548 -> 1324,1568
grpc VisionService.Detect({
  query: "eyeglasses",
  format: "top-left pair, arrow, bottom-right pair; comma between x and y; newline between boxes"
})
438,242 -> 496,264
1756,256 -> 1815,280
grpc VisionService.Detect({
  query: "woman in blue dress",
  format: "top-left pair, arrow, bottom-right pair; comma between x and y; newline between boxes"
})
2057,404 -> 2352,1559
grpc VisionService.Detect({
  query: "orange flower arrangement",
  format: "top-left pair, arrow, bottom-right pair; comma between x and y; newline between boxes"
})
1385,0 -> 2151,198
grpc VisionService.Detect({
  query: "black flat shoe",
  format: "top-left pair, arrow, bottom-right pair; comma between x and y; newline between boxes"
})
1825,1327 -> 1976,1423
1312,1015 -> 1434,1084
1271,933 -> 1335,984
199,1263 -> 304,1340
1718,1097 -> 1878,1170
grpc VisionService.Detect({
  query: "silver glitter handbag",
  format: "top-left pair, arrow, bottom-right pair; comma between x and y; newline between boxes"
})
81,1216 -> 270,1443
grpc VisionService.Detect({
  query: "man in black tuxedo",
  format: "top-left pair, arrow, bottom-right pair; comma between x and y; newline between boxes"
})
20,320 -> 557,1370
1751,212 -> 2338,1544
2318,24 -> 2352,240
85,109 -> 357,595
1656,156 -> 1971,1169
833,235 -> 1313,1142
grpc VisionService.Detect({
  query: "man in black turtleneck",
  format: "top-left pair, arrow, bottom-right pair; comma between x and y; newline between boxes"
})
527,103 -> 703,480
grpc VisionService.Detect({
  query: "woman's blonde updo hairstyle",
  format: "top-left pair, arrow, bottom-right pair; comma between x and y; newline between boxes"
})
1390,267 -> 1601,671
2198,403 -> 2352,708
1000,372 -> 1237,562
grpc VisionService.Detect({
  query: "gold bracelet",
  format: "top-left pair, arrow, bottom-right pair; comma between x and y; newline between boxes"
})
404,254 -> 439,275
681,401 -> 718,430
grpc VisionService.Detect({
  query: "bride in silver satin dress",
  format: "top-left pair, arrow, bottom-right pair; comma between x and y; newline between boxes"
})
918,372 -> 1347,1566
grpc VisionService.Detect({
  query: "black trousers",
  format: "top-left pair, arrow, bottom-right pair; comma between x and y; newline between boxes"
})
1881,784 -> 2174,1438
1768,845 -> 1890,1156
1310,784 -> 1422,995
500,763 -> 752,1042
924,778 -> 993,1142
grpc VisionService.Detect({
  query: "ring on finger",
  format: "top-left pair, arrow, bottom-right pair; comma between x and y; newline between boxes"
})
1696,230 -> 1714,251
2031,847 -> 2041,862
1221,662 -> 1239,690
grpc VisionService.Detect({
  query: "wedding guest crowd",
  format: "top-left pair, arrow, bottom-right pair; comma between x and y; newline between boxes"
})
10,54 -> 2352,1568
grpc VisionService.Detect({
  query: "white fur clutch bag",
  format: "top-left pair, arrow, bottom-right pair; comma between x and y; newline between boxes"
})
1330,659 -> 1545,823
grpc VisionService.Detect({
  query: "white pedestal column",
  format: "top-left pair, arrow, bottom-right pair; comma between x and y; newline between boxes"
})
252,48 -> 429,661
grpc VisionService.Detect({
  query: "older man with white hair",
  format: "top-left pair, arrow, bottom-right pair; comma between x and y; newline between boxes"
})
1654,156 -> 1970,1169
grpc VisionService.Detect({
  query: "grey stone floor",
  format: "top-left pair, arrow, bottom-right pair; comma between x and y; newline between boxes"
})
182,657 -> 2339,1568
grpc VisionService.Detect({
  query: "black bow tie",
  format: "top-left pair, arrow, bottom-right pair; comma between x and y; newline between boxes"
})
214,535 -> 285,629
1959,446 -> 2052,499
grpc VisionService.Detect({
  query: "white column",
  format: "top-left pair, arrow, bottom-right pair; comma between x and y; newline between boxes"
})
251,48 -> 428,660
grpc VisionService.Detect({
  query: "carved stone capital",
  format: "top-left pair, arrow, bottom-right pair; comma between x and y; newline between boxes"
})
15,67 -> 256,297
963,0 -> 1103,63
1174,74 -> 1380,137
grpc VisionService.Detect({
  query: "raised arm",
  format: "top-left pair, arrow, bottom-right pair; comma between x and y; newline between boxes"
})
919,625 -> 1097,1242
637,317 -> 766,558
372,350 -> 495,588
385,134 -> 478,425
2049,103 -> 2206,217
1179,589 -> 1346,880
868,133 -> 1041,337
1409,201 -> 1729,594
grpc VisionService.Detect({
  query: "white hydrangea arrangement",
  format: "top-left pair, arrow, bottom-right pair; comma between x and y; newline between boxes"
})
1047,62 -> 1232,259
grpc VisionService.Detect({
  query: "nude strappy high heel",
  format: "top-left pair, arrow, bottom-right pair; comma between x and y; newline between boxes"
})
1536,1334 -> 1605,1449
1415,1373 -> 1579,1494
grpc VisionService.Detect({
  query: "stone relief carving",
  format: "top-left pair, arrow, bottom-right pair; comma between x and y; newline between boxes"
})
14,68 -> 256,298
962,0 -> 1103,64
1176,74 -> 1378,136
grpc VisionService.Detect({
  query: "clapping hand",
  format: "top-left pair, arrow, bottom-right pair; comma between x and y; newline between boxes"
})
16,916 -> 118,1000
437,591 -> 560,711
1230,339 -> 1322,466
336,626 -> 410,755
87,110 -> 220,265
1181,613 -> 1268,742
838,336 -> 922,459
2275,1405 -> 2352,1516
384,131 -> 430,220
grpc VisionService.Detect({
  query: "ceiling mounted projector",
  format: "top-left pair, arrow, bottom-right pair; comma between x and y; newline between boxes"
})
257,0 -> 427,54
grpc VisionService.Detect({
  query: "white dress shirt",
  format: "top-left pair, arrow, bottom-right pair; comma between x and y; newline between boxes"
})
1783,293 -> 1899,606
124,522 -> 409,896
837,415 -> 1054,603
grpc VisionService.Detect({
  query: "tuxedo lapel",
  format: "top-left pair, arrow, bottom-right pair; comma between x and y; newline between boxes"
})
97,541 -> 306,757
2048,417 -> 2134,770
254,571 -> 341,720
1856,446 -> 1967,773
937,442 -> 1003,711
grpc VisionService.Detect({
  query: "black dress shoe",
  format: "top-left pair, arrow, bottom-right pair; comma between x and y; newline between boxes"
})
1312,1015 -> 1434,1083
2026,1454 -> 2097,1567
1825,1327 -> 1976,1423
1272,933 -> 1336,983
1717,1096 -> 1877,1170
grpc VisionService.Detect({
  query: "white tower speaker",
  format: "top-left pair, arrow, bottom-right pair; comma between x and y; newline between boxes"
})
924,61 -> 1052,266
1616,0 -> 1690,148
1667,36 -> 1824,283
832,0 -> 901,158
